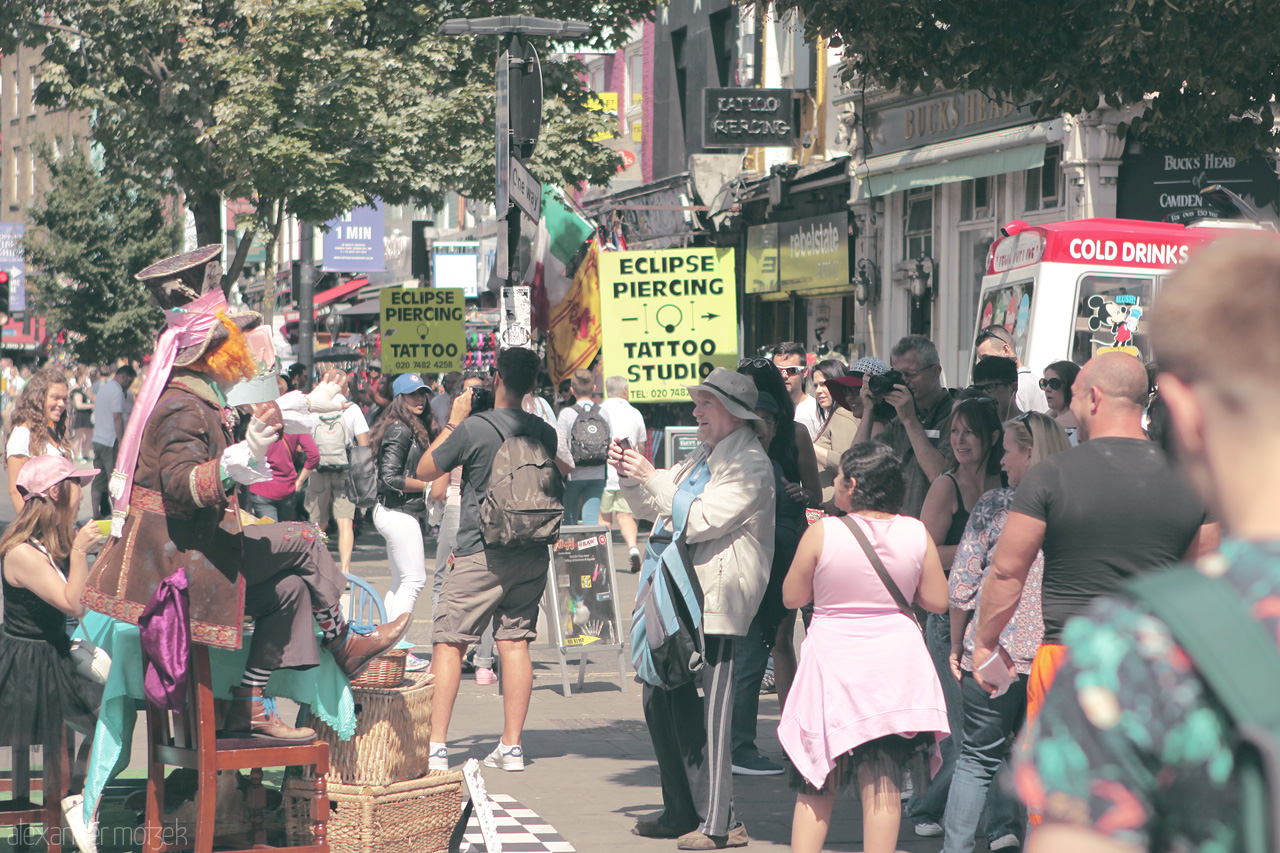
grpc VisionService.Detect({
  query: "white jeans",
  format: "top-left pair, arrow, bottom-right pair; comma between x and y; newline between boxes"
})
373,503 -> 427,622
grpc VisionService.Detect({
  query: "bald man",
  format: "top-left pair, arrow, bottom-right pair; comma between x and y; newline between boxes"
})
970,352 -> 1216,752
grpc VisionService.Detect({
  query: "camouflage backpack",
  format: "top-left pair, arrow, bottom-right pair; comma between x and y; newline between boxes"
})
475,413 -> 565,547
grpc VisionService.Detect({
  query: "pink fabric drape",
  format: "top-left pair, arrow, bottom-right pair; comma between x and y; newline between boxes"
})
138,567 -> 191,712
108,289 -> 228,535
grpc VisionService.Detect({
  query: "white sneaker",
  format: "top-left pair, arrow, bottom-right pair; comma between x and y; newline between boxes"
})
428,744 -> 449,772
482,742 -> 525,771
404,652 -> 430,672
989,833 -> 1021,850
914,821 -> 943,837
61,794 -> 98,853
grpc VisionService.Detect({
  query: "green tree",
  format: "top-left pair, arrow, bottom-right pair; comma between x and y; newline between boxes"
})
21,148 -> 179,364
775,0 -> 1278,154
6,0 -> 649,313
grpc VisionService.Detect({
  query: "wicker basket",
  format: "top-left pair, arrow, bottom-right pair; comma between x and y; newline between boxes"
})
350,648 -> 408,689
305,671 -> 434,786
283,773 -> 462,853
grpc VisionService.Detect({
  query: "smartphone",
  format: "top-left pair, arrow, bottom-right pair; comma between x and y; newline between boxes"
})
615,438 -> 632,451
976,650 -> 1016,697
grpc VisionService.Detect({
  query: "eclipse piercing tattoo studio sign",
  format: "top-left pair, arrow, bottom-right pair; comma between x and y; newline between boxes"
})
703,88 -> 797,148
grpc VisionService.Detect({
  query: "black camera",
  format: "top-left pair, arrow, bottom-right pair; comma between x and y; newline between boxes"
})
470,386 -> 494,413
867,370 -> 906,397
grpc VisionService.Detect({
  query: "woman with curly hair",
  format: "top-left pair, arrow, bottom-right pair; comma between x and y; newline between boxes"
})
6,367 -> 72,510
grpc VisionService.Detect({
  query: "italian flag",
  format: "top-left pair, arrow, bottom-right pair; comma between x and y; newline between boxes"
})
525,185 -> 594,330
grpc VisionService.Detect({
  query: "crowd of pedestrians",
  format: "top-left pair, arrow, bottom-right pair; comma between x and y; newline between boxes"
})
5,240 -> 1269,853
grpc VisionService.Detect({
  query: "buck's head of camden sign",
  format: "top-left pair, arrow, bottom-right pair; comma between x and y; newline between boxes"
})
597,248 -> 739,403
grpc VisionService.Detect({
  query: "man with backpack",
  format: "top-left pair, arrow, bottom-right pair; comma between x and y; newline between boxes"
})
1015,234 -> 1280,852
414,346 -> 560,774
555,368 -> 610,525
305,371 -> 370,574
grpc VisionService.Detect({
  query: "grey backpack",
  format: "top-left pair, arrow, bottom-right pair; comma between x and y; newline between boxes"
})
476,414 -> 565,547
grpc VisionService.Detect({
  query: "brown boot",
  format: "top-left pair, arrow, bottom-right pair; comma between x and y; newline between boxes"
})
326,613 -> 412,680
226,687 -> 316,740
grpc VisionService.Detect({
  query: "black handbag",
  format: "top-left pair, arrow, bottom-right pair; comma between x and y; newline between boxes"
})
345,443 -> 377,509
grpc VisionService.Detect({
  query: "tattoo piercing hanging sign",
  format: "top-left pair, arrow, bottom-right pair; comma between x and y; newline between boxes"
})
379,286 -> 465,373
598,248 -> 739,403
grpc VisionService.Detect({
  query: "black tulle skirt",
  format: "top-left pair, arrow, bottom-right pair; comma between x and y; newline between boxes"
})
788,731 -> 935,797
0,633 -> 101,751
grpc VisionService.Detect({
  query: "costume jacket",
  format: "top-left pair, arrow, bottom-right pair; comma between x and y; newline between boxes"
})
84,372 -> 248,648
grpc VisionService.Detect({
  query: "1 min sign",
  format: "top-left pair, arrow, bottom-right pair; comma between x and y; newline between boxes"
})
703,88 -> 796,149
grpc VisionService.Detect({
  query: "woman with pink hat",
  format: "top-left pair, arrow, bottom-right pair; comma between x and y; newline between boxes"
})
0,455 -> 106,853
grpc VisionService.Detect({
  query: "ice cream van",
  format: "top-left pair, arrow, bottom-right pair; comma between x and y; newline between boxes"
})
974,217 -> 1264,379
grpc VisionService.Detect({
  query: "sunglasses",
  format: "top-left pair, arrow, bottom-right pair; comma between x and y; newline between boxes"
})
738,358 -> 773,370
1039,377 -> 1065,391
777,365 -> 805,376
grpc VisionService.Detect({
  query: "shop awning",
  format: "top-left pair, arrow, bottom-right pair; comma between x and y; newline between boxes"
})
314,276 -> 369,308
340,296 -> 382,316
860,143 -> 1045,197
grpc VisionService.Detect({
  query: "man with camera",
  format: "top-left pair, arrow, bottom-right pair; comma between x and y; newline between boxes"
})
854,335 -> 955,519
414,347 -> 558,773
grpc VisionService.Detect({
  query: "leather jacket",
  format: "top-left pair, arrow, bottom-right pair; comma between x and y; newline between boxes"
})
375,421 -> 426,514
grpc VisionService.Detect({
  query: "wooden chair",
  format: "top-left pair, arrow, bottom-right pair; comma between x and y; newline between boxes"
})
0,726 -> 70,853
142,644 -> 328,853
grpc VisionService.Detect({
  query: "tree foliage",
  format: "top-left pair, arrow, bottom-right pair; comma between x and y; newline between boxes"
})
4,0 -> 650,267
21,148 -> 178,364
774,0 -> 1280,154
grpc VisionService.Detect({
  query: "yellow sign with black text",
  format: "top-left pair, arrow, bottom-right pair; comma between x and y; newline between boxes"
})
598,248 -> 739,404
379,287 -> 465,373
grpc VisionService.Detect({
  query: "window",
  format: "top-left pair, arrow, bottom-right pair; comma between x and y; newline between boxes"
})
1025,146 -> 1062,211
28,148 -> 36,198
958,229 -> 996,347
11,147 -> 21,205
10,69 -> 18,118
976,280 -> 1035,366
27,67 -> 36,115
904,188 -> 933,260
627,52 -> 644,106
960,177 -> 993,222
1071,274 -> 1155,365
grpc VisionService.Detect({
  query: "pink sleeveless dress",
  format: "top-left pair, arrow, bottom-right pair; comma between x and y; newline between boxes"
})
778,515 -> 950,790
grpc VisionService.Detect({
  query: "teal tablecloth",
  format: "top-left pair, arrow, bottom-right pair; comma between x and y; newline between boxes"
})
77,611 -> 356,819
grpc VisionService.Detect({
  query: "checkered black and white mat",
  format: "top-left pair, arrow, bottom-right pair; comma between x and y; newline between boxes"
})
459,792 -> 575,853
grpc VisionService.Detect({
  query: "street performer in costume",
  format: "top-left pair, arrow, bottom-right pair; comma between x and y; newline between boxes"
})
84,246 -> 409,740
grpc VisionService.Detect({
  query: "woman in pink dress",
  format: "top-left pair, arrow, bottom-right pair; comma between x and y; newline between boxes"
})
780,442 -> 951,853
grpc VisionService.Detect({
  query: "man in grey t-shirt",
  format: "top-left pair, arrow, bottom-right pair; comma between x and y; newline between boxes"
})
415,347 -> 557,774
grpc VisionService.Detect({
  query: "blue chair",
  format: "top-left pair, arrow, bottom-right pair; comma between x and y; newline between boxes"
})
343,573 -> 387,633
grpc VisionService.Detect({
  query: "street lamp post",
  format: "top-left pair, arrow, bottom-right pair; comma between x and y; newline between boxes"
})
439,16 -> 590,347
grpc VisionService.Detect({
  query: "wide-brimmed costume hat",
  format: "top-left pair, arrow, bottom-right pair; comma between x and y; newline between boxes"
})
686,368 -> 761,421
136,245 -> 262,367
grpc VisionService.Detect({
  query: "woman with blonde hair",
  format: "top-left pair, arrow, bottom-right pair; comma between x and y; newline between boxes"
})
941,411 -> 1071,853
6,367 -> 72,510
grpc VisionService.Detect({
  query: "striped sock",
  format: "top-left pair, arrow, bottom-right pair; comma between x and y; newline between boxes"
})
313,603 -> 347,644
240,667 -> 272,690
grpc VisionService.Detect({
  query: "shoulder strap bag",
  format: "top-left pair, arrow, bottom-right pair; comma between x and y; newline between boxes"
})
841,515 -> 922,631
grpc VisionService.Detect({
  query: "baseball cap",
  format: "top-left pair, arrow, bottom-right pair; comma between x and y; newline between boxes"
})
392,374 -> 428,397
16,455 -> 98,501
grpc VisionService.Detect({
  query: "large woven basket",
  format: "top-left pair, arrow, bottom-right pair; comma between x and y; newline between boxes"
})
350,648 -> 407,689
283,773 -> 462,853
305,671 -> 434,786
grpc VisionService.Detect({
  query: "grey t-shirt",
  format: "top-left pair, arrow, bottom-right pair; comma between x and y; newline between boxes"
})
432,408 -> 558,557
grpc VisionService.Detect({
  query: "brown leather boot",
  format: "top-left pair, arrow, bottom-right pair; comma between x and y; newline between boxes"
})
326,613 -> 412,680
226,687 -> 316,740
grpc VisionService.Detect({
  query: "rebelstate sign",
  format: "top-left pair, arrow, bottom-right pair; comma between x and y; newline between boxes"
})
598,248 -> 739,404
379,286 -> 465,373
